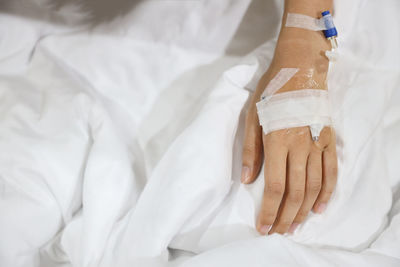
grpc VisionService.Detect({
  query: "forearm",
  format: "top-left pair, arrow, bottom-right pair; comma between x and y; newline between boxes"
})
272,0 -> 334,92
284,0 -> 333,18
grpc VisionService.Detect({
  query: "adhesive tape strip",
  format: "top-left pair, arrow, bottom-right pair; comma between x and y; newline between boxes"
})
260,68 -> 299,100
285,13 -> 327,31
256,89 -> 332,136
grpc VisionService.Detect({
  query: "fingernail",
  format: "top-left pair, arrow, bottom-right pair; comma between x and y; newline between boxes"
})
288,223 -> 299,234
260,225 -> 272,235
316,203 -> 327,214
241,166 -> 251,183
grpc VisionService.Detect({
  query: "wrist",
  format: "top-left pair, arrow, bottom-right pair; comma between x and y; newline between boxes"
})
283,0 -> 333,18
269,31 -> 330,93
274,27 -> 330,67
257,1 -> 334,95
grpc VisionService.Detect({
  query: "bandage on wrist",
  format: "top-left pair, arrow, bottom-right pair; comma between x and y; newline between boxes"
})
256,68 -> 332,141
256,89 -> 332,140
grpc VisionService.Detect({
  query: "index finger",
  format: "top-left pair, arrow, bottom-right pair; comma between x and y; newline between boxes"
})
257,136 -> 288,235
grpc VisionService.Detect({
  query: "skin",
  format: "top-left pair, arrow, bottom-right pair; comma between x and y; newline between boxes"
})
241,0 -> 338,235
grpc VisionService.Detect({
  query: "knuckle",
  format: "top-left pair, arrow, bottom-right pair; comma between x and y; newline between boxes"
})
287,189 -> 305,203
261,213 -> 276,223
242,146 -> 256,156
242,146 -> 262,165
296,211 -> 309,220
307,181 -> 322,192
278,220 -> 292,228
325,162 -> 338,176
312,141 -> 325,152
266,182 -> 285,196
291,165 -> 305,177
321,188 -> 334,196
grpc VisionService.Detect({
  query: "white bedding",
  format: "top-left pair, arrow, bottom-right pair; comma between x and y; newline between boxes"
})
0,0 -> 399,266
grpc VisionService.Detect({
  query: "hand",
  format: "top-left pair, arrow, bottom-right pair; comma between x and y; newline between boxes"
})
241,29 -> 338,235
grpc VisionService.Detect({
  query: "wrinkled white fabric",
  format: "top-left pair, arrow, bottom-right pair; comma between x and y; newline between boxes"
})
0,0 -> 399,267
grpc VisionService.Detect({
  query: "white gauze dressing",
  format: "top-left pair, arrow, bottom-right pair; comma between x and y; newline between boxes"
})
256,69 -> 332,141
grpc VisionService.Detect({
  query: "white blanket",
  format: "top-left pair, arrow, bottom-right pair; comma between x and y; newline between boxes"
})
1,0 -> 399,266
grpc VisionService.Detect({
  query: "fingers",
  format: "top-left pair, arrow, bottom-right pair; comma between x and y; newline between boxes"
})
241,105 -> 263,184
257,140 -> 287,235
293,150 -> 322,224
313,131 -> 338,214
269,149 -> 307,234
253,126 -> 337,236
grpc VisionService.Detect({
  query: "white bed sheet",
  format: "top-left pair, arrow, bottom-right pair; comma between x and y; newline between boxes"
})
0,0 -> 399,267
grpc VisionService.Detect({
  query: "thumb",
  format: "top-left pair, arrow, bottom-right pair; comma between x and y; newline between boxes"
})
241,104 -> 263,184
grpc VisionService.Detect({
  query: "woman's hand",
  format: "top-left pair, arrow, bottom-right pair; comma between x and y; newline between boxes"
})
241,4 -> 337,235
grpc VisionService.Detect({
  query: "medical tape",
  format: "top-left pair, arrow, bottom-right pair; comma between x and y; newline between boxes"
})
261,68 -> 299,100
285,12 -> 339,51
285,13 -> 327,31
256,89 -> 331,139
255,11 -> 337,140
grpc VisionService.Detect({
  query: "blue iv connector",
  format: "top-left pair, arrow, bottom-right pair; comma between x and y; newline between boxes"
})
321,10 -> 338,49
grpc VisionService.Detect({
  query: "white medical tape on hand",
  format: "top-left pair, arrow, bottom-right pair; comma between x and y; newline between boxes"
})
285,12 -> 339,51
285,13 -> 327,31
256,89 -> 332,139
261,68 -> 299,100
255,12 -> 336,140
